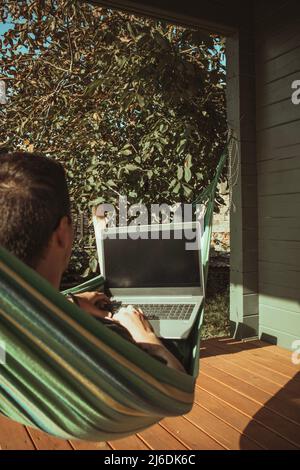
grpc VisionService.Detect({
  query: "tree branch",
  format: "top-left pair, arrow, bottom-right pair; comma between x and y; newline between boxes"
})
66,17 -> 74,74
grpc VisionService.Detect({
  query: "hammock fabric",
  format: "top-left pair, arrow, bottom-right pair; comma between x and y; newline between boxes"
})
0,148 -> 227,441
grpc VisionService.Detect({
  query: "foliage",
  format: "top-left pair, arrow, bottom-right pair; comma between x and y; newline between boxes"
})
0,0 -> 227,276
201,267 -> 230,339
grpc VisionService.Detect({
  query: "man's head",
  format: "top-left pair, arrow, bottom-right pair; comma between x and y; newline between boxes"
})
0,152 -> 73,286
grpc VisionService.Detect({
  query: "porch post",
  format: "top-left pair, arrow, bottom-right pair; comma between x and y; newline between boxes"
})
226,26 -> 259,338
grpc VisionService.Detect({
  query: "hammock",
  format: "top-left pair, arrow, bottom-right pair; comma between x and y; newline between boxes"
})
0,146 -> 227,441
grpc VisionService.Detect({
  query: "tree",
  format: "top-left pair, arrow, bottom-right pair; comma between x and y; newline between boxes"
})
0,0 -> 227,277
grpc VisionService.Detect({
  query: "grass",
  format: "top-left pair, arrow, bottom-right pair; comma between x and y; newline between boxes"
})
201,265 -> 230,339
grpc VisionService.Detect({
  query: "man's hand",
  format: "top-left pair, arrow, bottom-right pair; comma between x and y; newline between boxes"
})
67,299 -> 185,371
113,305 -> 160,345
113,305 -> 185,372
68,291 -> 112,319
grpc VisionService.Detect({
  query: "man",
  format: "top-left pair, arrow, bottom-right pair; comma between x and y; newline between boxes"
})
0,152 -> 184,371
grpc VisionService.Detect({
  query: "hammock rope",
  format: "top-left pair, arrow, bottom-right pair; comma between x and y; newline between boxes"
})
0,142 -> 228,441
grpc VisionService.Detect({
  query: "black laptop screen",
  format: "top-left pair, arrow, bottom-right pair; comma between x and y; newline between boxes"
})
102,228 -> 201,288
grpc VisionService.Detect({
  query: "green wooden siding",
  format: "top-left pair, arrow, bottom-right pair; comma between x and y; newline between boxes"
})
255,0 -> 300,350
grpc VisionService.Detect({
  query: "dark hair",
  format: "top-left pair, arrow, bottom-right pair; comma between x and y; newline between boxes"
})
0,152 -> 71,268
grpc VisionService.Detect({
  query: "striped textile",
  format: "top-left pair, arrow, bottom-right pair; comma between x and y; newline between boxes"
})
0,148 -> 226,441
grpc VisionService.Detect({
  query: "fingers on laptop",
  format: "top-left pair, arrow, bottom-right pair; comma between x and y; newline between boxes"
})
118,305 -> 145,317
115,306 -> 154,331
117,305 -> 134,316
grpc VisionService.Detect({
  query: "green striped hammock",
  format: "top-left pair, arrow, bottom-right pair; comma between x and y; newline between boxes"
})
0,150 -> 226,441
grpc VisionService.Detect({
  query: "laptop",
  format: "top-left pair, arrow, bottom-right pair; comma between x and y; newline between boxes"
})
93,221 -> 204,339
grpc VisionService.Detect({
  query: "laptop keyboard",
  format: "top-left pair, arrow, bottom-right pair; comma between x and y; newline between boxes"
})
121,303 -> 195,320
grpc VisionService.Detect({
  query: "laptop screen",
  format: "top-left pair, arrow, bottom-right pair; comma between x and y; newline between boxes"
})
102,227 -> 201,289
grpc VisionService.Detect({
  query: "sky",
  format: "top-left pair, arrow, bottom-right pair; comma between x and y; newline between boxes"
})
0,22 -> 14,37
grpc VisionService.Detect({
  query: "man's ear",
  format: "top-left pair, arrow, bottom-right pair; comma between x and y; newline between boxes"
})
53,216 -> 73,250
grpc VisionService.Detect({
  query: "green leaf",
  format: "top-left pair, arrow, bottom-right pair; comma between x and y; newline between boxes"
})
184,167 -> 192,183
137,94 -> 145,108
127,22 -> 135,38
177,166 -> 183,180
89,257 -> 98,273
169,178 -> 177,189
86,163 -> 98,171
125,164 -> 139,171
121,149 -> 132,156
183,184 -> 192,197
105,180 -> 117,188
173,182 -> 181,194
177,138 -> 187,155
82,267 -> 91,278
88,196 -> 105,207
185,154 -> 192,168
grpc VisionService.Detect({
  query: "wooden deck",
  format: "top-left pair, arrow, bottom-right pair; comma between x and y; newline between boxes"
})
0,338 -> 299,450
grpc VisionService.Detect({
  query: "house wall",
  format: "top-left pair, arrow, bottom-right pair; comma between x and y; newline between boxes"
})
255,0 -> 300,349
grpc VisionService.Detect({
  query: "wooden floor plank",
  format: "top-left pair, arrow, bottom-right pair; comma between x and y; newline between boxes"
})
248,340 -> 295,359
0,417 -> 35,450
206,339 -> 300,380
25,427 -> 73,450
204,343 -> 300,394
203,350 -> 292,396
247,355 -> 300,378
197,373 -> 300,447
194,386 -> 297,450
184,403 -> 262,450
200,362 -> 300,424
238,342 -> 300,373
161,416 -> 225,450
70,440 -> 112,450
109,434 -> 150,450
202,351 -> 300,416
137,423 -> 188,450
